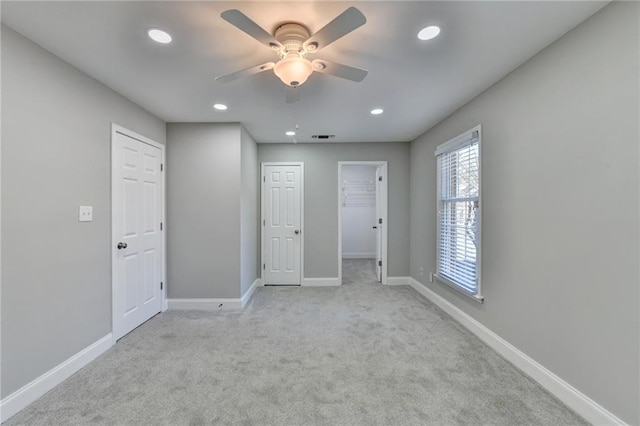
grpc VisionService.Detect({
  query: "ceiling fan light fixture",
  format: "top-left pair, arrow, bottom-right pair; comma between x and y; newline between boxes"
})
274,54 -> 313,87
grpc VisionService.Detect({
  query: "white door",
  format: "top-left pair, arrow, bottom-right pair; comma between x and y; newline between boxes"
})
263,164 -> 302,285
375,166 -> 383,283
112,129 -> 163,340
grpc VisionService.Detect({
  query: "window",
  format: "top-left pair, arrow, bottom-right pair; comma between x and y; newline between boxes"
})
435,126 -> 482,302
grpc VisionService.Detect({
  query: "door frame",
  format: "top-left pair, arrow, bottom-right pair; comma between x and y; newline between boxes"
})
261,162 -> 305,285
111,123 -> 167,341
338,161 -> 388,285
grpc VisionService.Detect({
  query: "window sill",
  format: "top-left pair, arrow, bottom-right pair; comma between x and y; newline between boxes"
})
434,274 -> 484,304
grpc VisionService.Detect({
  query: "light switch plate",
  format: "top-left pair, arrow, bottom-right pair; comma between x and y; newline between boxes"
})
79,206 -> 93,222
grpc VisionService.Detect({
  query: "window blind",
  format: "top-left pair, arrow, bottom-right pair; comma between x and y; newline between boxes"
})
436,130 -> 480,296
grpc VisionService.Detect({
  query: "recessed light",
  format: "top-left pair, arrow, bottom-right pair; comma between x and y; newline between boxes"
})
418,26 -> 440,41
285,131 -> 296,136
370,108 -> 384,115
213,104 -> 228,111
147,29 -> 172,44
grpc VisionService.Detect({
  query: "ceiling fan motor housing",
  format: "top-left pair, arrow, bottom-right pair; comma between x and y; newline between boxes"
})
274,23 -> 311,56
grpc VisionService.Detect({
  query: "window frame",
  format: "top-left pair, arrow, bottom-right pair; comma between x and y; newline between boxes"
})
434,125 -> 483,303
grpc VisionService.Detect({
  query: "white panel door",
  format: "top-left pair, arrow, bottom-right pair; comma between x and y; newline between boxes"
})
113,131 -> 163,340
375,166 -> 383,283
263,165 -> 302,285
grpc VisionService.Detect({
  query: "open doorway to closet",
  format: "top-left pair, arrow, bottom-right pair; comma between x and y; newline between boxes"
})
338,161 -> 388,285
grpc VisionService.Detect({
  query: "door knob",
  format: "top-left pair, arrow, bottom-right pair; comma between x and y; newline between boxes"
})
294,229 -> 300,235
117,242 -> 128,250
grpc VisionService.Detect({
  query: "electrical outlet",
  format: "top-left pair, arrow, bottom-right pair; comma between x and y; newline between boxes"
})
419,267 -> 424,275
79,206 -> 93,222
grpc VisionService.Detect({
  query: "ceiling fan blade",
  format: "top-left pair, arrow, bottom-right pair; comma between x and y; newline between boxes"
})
303,7 -> 366,51
221,10 -> 283,50
215,62 -> 275,83
285,86 -> 300,104
312,59 -> 367,82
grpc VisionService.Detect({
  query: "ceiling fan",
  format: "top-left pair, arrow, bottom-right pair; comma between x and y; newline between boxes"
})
215,7 -> 368,91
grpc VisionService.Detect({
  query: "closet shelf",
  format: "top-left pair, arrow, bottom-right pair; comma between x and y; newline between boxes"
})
342,180 -> 376,207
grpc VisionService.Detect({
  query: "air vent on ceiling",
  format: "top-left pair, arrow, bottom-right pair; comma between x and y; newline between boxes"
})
312,135 -> 335,139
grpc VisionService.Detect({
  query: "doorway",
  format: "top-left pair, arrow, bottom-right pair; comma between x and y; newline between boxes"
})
111,124 -> 166,341
261,162 -> 304,285
338,161 -> 388,285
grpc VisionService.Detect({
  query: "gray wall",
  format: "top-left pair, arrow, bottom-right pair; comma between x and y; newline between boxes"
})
258,143 -> 410,278
166,123 -> 242,299
409,3 -> 639,423
1,26 -> 166,398
240,127 -> 259,295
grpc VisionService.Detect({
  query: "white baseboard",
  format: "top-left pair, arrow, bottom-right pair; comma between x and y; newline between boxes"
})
302,277 -> 340,287
241,278 -> 261,307
168,281 -> 262,311
342,253 -> 376,259
0,334 -> 114,423
386,276 -> 411,286
167,298 -> 242,310
407,277 -> 626,426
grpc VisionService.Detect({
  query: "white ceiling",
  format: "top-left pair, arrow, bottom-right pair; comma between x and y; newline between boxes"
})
2,1 -> 607,143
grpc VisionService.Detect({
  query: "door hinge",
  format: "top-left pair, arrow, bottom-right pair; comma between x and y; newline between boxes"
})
378,218 -> 382,224
263,220 -> 265,226
161,164 -> 164,172
160,282 -> 163,290
160,222 -> 163,231
263,264 -> 266,270
378,260 -> 382,267
263,176 -> 266,182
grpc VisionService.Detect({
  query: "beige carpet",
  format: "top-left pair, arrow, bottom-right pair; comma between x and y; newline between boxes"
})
6,260 -> 586,425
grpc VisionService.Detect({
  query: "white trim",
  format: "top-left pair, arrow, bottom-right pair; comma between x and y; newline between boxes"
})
407,278 -> 626,426
167,298 -> 243,311
112,124 -> 163,149
434,125 -> 480,156
338,161 -> 388,285
0,334 -> 114,423
0,42 -> 2,424
261,162 -> 304,286
241,278 -> 261,307
434,274 -> 484,303
386,276 -> 411,286
111,124 -> 166,340
161,137 -> 168,313
342,252 -> 376,259
302,277 -> 340,287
